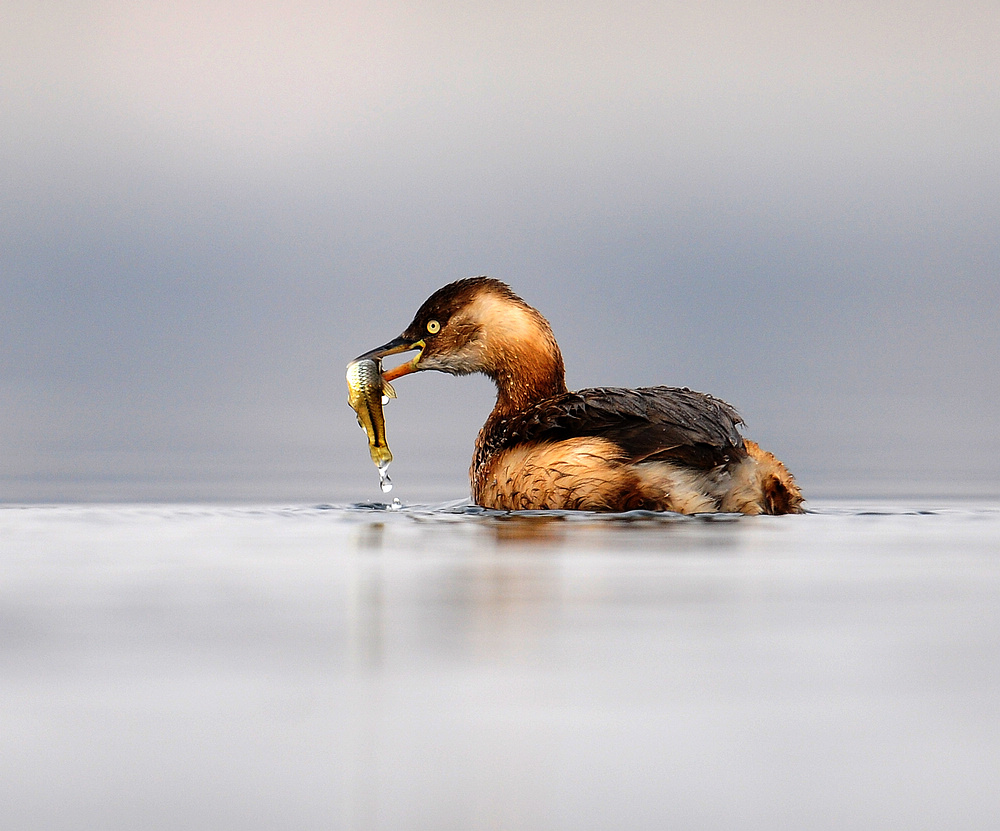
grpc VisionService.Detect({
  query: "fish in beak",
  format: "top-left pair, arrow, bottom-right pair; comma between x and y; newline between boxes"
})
351,335 -> 425,382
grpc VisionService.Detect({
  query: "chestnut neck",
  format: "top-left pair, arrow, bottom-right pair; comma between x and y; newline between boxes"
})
483,334 -> 568,418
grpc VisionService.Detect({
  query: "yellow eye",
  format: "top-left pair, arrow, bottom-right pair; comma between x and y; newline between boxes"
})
426,320 -> 441,334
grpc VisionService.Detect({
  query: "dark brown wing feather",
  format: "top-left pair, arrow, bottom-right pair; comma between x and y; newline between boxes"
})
484,386 -> 747,469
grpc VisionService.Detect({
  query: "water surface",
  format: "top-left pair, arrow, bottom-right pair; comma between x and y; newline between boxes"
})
2,500 -> 999,830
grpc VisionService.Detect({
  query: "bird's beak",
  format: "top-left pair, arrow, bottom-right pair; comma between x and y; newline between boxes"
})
351,336 -> 426,382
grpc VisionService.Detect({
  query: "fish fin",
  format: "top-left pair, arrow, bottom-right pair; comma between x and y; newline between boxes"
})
383,380 -> 397,399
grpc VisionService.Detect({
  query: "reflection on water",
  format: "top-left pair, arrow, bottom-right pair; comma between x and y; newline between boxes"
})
2,501 -> 1000,830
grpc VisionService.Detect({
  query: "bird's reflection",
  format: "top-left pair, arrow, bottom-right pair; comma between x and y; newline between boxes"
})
340,508 -> 747,830
486,514 -> 569,546
346,516 -> 567,671
343,509 -> 745,677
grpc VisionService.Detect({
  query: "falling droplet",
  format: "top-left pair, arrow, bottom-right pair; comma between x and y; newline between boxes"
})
377,460 -> 392,493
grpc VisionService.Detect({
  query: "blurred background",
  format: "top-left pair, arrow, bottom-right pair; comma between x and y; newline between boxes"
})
2,0 -> 998,502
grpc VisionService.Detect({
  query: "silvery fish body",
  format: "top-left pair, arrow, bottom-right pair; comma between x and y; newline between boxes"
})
346,358 -> 395,486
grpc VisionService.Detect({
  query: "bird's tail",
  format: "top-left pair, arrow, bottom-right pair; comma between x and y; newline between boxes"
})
742,439 -> 805,514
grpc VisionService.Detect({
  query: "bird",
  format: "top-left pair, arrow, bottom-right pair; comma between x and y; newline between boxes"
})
352,277 -> 803,514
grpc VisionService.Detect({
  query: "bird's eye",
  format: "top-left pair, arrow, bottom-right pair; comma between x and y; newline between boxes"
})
426,320 -> 441,334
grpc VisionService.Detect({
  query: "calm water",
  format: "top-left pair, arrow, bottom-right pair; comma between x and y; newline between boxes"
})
2,500 -> 1000,830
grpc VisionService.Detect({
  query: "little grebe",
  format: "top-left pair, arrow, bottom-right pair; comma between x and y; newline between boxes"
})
353,277 -> 803,514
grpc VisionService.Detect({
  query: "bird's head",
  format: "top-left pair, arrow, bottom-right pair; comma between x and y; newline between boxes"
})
352,277 -> 564,394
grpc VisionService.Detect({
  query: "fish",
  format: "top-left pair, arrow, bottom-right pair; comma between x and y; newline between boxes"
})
346,357 -> 396,492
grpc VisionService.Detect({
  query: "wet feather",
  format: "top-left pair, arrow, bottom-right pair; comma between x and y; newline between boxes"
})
475,386 -> 746,473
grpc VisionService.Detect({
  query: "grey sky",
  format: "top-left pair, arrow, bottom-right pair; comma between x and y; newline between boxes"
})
2,1 -> 998,501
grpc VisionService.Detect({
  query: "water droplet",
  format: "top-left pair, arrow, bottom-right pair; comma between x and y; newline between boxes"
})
390,497 -> 402,510
377,461 -> 392,493
381,394 -> 390,405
